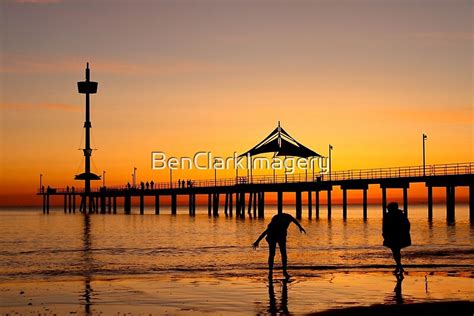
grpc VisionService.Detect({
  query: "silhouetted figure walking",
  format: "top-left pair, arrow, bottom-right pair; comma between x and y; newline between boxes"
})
150,180 -> 154,189
383,202 -> 411,275
253,213 -> 305,279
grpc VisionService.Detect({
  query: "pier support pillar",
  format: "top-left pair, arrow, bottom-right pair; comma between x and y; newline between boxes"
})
124,195 -> 131,214
68,194 -> 72,213
236,193 -> 241,217
247,192 -> 253,217
139,194 -> 144,215
155,195 -> 160,215
308,191 -> 312,220
113,196 -> 117,214
327,190 -> 332,220
403,187 -> 408,216
253,192 -> 257,218
277,191 -> 283,214
229,193 -> 233,217
382,187 -> 387,217
72,192 -> 76,213
295,191 -> 302,220
470,185 -> 474,223
240,192 -> 246,218
446,186 -> 455,223
42,195 -> 46,214
108,196 -> 112,214
171,194 -> 177,215
224,193 -> 229,216
258,192 -> 265,218
315,190 -> 320,219
101,194 -> 107,214
64,195 -> 67,213
213,193 -> 219,216
363,189 -> 368,221
189,194 -> 194,215
427,186 -> 433,222
342,189 -> 347,220
208,194 -> 212,216
46,194 -> 50,214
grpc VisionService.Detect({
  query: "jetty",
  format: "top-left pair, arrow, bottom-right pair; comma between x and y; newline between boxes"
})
37,64 -> 474,223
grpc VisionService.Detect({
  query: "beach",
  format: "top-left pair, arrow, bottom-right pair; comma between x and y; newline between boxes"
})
1,272 -> 472,315
0,205 -> 472,315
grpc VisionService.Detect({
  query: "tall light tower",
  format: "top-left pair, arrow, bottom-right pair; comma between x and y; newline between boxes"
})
75,63 -> 101,209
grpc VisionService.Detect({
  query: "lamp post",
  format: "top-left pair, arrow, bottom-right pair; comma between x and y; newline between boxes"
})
423,133 -> 427,176
214,158 -> 217,187
169,168 -> 173,189
133,167 -> 137,188
329,144 -> 333,181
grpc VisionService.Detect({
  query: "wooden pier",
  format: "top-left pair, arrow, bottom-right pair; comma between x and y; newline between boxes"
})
39,162 -> 474,223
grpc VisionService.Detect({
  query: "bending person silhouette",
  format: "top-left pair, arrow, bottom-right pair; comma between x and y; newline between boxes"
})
253,213 -> 305,279
383,202 -> 411,275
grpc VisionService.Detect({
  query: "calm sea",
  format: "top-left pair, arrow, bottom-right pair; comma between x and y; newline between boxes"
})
0,204 -> 472,282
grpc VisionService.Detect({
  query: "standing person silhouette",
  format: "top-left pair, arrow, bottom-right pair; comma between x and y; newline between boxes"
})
253,213 -> 306,280
383,202 -> 411,275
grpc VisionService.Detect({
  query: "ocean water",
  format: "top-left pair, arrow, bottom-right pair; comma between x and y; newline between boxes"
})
0,204 -> 472,282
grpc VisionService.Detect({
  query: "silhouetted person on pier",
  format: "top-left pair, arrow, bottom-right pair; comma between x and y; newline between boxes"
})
150,180 -> 154,189
146,181 -> 149,190
177,179 -> 181,188
253,213 -> 306,280
127,182 -> 131,189
383,202 -> 411,275
140,181 -> 145,190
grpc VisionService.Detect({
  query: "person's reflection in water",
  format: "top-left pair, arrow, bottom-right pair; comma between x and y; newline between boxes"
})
393,273 -> 404,304
268,280 -> 289,315
82,214 -> 93,315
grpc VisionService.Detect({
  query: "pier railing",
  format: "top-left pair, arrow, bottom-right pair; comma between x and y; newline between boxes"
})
41,162 -> 473,194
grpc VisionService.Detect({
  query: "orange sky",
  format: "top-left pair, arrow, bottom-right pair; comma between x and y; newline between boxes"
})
0,0 -> 472,206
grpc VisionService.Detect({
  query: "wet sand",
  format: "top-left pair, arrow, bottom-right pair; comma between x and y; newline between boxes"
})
0,271 -> 472,315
